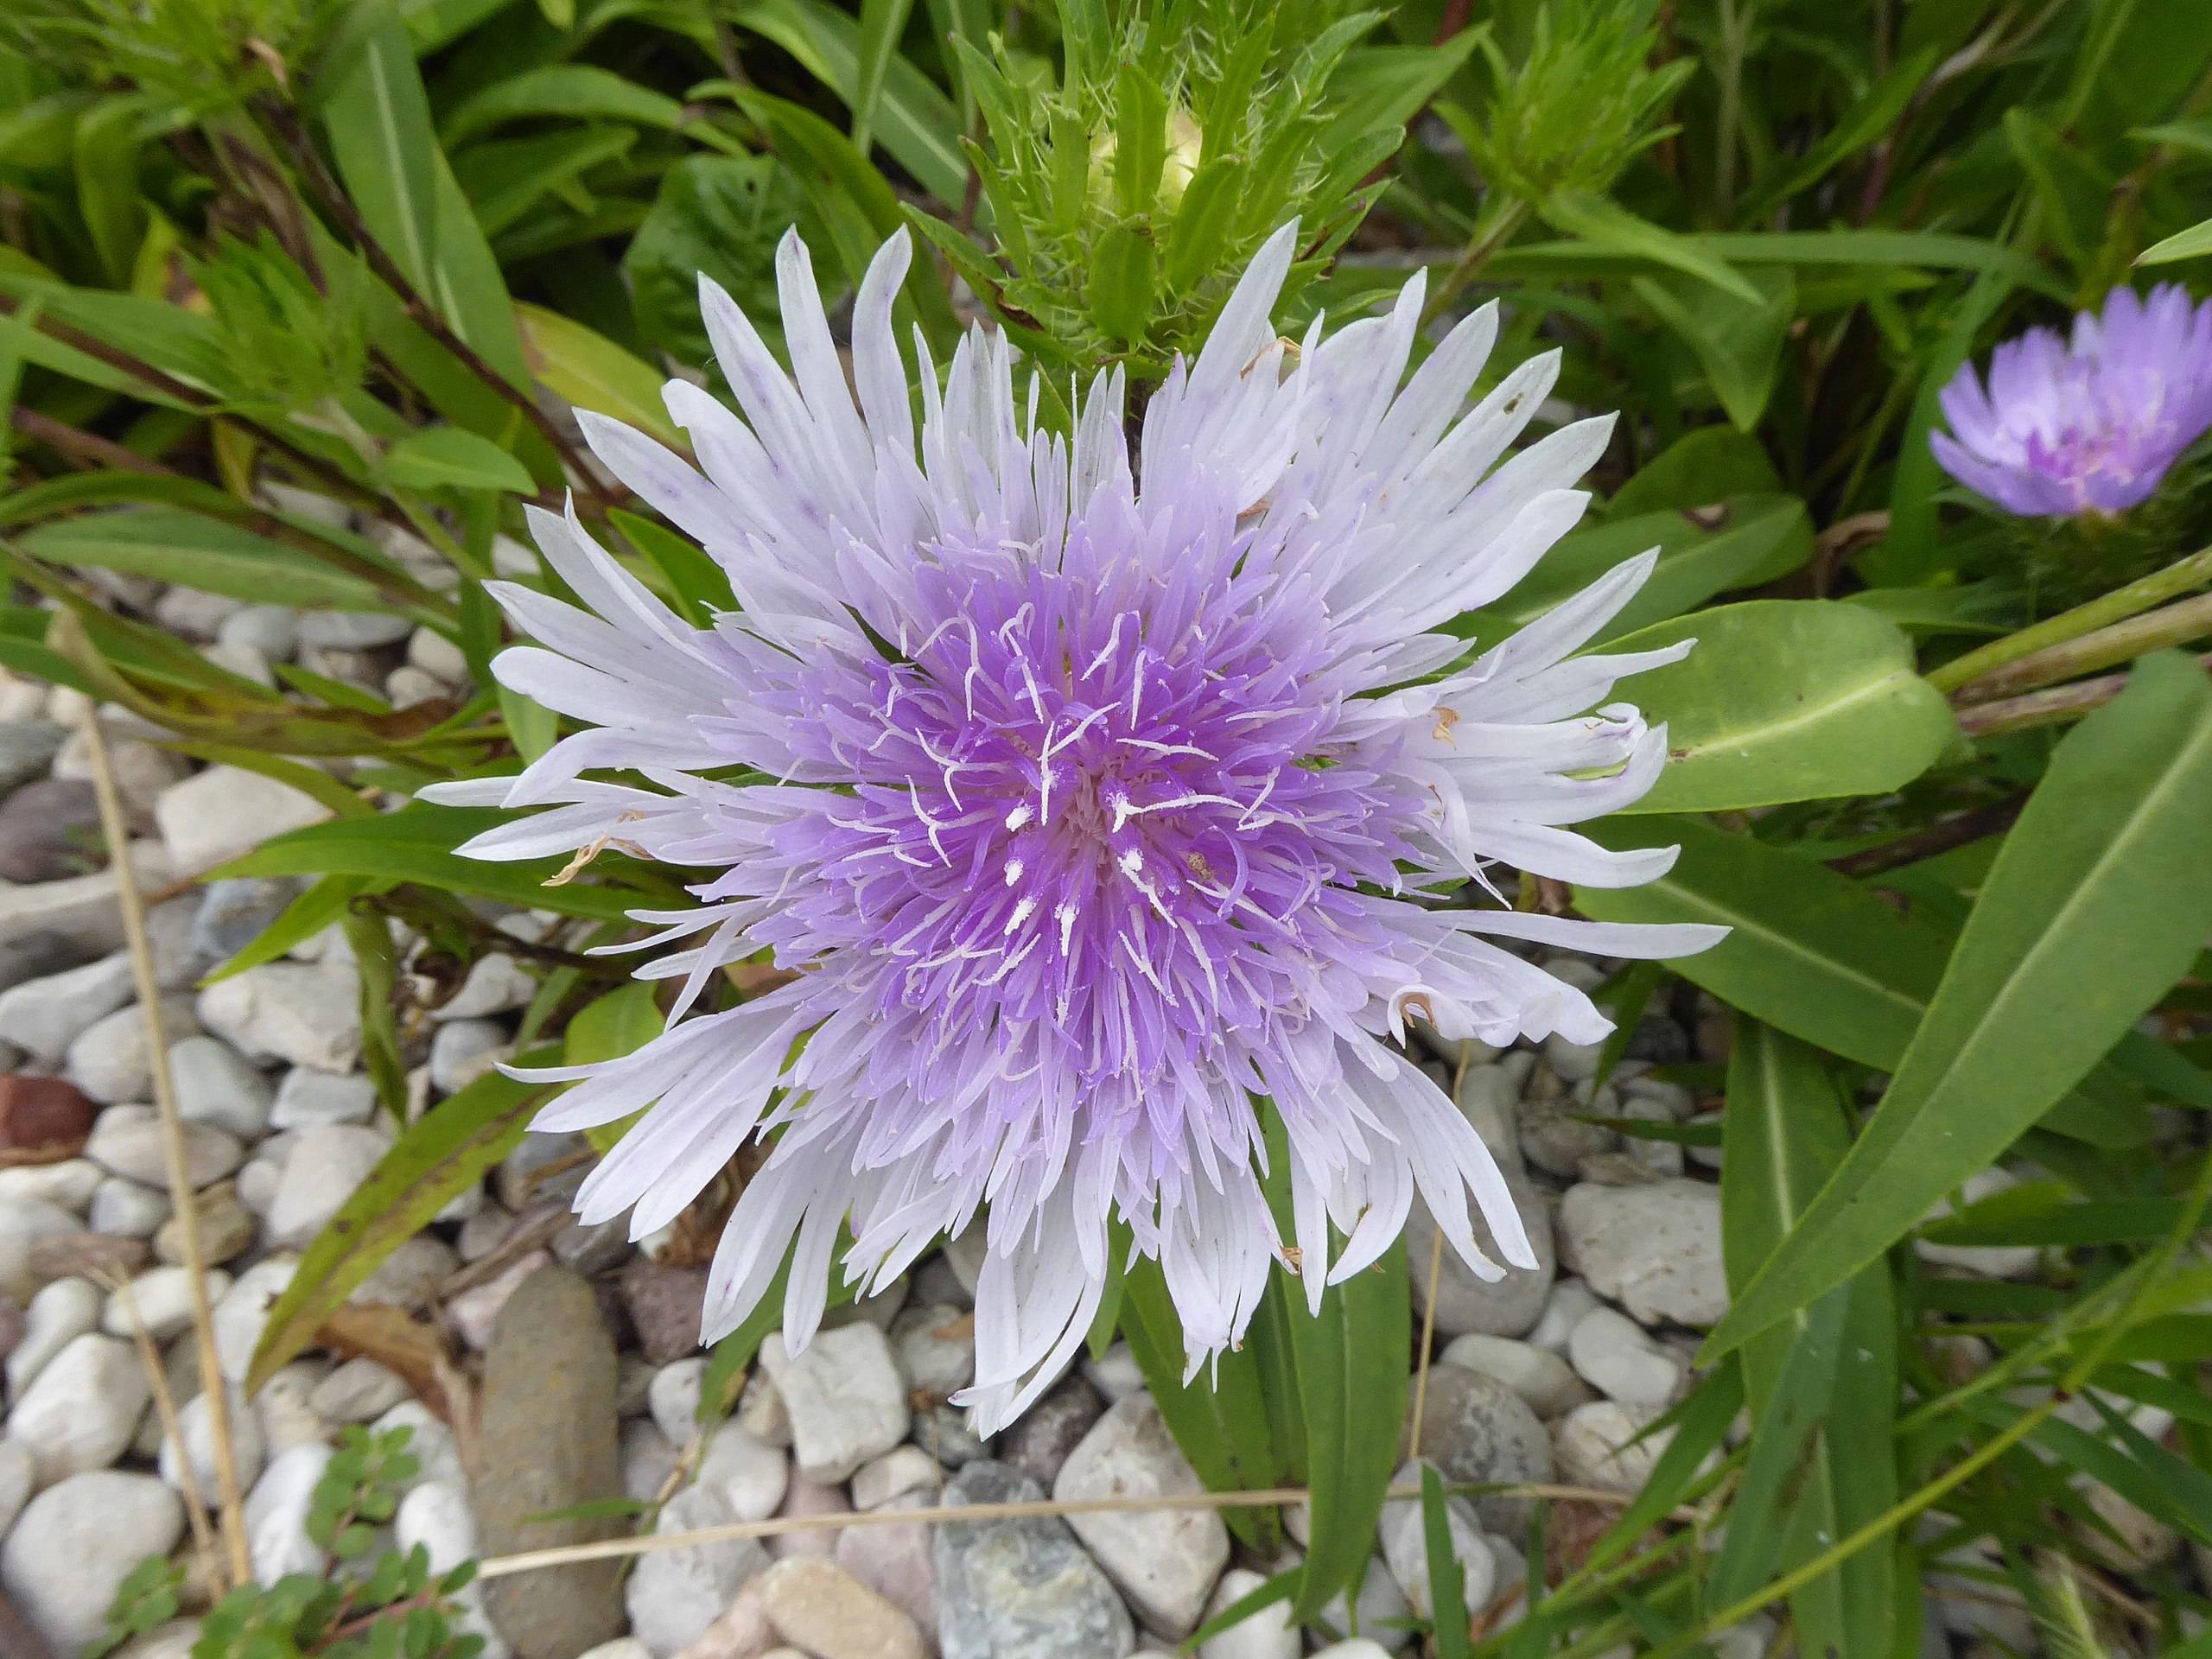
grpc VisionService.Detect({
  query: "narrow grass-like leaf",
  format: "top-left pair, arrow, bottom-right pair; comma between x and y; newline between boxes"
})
385,426 -> 536,495
514,303 -> 687,453
210,804 -> 652,923
1420,1465 -> 1472,1659
1707,652 -> 2212,1361
246,1053 -> 557,1390
19,508 -> 388,609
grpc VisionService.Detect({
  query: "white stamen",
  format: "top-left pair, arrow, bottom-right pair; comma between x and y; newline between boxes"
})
1005,803 -> 1033,832
1003,859 -> 1025,887
1056,903 -> 1078,955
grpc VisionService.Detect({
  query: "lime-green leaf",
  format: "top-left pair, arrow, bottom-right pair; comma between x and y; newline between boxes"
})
1538,191 -> 1761,304
245,1053 -> 556,1391
18,508 -> 387,610
2140,216 -> 2212,265
515,303 -> 685,453
385,427 -> 536,495
1609,601 -> 1955,813
1707,652 -> 2212,1362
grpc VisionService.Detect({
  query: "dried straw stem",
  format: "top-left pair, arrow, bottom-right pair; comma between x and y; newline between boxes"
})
77,710 -> 251,1586
475,1479 -> 1683,1581
109,1272 -> 219,1567
1406,1225 -> 1445,1459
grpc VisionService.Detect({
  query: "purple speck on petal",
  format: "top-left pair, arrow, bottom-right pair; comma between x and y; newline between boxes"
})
1932,284 -> 2212,519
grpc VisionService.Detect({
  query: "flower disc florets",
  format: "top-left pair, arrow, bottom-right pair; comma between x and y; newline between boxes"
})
430,224 -> 1722,1429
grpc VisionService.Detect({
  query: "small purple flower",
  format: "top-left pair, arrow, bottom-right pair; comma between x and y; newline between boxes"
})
429,225 -> 1722,1430
1933,284 -> 2212,518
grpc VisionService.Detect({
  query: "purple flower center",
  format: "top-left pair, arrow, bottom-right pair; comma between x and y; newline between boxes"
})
765,530 -> 1416,1111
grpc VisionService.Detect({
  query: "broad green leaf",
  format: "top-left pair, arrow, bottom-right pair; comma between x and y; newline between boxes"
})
424,148 -> 531,387
18,509 -> 387,610
209,804 -> 649,924
1633,265 -> 1796,431
1118,1255 -> 1285,1551
245,1053 -> 557,1391
1459,496 -> 1810,651
385,427 -> 537,495
515,303 -> 685,453
441,65 -> 684,147
1536,191 -> 1760,304
1707,652 -> 2212,1361
1608,601 -> 1956,813
322,11 -> 442,293
1287,1246 -> 1410,1618
1605,428 -> 1780,516
1719,1025 -> 1898,1656
2140,216 -> 2212,265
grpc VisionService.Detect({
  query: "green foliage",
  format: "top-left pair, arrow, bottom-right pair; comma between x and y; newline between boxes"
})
95,1428 -> 485,1659
9,2 -> 2212,1655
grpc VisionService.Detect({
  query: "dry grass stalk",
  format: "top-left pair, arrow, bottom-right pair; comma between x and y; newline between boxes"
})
77,709 -> 251,1586
475,1479 -> 1689,1581
107,1270 -> 219,1568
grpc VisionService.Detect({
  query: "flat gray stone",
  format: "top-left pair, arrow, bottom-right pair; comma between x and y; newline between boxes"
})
938,1460 -> 1135,1659
475,1267 -> 626,1659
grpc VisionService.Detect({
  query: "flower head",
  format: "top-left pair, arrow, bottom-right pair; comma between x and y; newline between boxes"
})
430,225 -> 1721,1431
1933,284 -> 2212,518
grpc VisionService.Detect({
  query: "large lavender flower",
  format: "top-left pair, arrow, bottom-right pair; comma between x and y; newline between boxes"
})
429,225 -> 1721,1430
1933,283 -> 2212,518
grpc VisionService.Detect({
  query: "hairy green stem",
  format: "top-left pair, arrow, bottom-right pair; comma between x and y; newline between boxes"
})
1954,590 -> 2212,703
1926,543 -> 2212,693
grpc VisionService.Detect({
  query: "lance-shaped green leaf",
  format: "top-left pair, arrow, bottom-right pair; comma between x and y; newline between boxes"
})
247,1055 -> 556,1391
1610,601 -> 1956,814
19,509 -> 389,610
1575,814 -> 1951,1067
1117,1255 -> 1286,1551
1718,1024 -> 1899,1655
321,11 -> 442,293
211,804 -> 652,924
1706,652 -> 2212,1361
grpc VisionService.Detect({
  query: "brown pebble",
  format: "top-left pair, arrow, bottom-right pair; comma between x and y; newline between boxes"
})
27,1230 -> 149,1288
618,1256 -> 709,1364
0,1075 -> 98,1154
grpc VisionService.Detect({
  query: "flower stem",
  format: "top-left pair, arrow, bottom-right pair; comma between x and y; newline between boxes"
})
1421,199 -> 1531,328
1955,653 -> 2212,738
1925,542 -> 2212,693
1952,589 -> 2212,704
